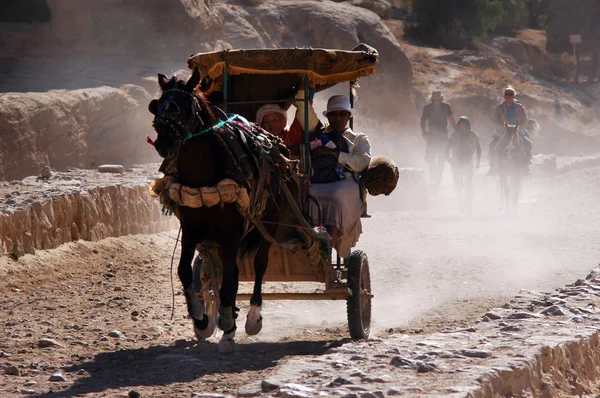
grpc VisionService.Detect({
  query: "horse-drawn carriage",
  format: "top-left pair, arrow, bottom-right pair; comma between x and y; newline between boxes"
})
149,45 -> 389,351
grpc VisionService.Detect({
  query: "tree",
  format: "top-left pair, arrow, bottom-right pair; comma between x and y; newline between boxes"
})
524,0 -> 550,28
408,0 -> 505,48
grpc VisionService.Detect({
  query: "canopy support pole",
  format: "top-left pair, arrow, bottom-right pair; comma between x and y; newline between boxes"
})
223,66 -> 229,114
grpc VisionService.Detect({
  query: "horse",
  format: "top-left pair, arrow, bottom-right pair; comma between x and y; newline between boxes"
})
495,123 -> 527,212
148,70 -> 306,352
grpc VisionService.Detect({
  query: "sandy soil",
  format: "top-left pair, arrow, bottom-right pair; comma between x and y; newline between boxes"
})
1,164 -> 600,397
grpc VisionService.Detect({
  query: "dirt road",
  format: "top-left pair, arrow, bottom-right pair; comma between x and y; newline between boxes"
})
1,165 -> 599,397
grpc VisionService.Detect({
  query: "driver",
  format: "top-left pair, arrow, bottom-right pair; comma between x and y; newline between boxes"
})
309,95 -> 371,258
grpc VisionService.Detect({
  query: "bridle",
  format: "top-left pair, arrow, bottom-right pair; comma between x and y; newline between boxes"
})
153,87 -> 205,147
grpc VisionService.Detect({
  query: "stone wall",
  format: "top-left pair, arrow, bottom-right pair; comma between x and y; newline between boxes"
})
0,166 -> 177,257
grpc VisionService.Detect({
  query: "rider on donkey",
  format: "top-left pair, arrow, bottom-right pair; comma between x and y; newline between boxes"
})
488,85 -> 532,175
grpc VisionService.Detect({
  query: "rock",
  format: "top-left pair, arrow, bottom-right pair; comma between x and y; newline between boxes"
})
390,356 -> 416,368
361,375 -> 392,383
484,312 -> 503,320
237,381 -> 263,397
19,389 -> 36,395
261,379 -> 280,391
192,395 -> 233,398
541,305 -> 569,316
128,390 -> 141,398
456,349 -> 492,358
98,164 -> 126,174
0,352 -> 9,358
39,166 -> 52,179
328,377 -> 354,387
5,365 -> 20,376
38,338 -> 62,348
500,325 -> 523,332
507,312 -> 542,319
23,381 -> 37,386
49,373 -> 67,382
108,330 -> 125,339
416,363 -> 438,373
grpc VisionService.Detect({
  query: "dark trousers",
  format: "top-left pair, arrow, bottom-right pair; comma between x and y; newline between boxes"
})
425,135 -> 447,185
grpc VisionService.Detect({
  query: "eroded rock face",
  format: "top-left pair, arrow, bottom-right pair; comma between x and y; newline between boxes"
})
0,86 -> 159,181
0,165 -> 176,257
217,0 -> 416,128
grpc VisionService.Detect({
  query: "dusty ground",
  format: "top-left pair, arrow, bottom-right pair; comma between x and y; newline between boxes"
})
1,162 -> 600,397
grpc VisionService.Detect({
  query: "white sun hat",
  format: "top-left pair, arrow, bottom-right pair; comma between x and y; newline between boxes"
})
256,104 -> 287,125
322,95 -> 355,117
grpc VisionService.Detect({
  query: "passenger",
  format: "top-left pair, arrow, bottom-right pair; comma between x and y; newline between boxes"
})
256,86 -> 321,154
309,95 -> 371,258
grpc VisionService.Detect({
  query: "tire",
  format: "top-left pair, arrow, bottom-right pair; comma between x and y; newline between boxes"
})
346,250 -> 372,339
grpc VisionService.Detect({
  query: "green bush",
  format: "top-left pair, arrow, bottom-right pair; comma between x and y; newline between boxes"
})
496,0 -> 526,35
407,0 -> 505,48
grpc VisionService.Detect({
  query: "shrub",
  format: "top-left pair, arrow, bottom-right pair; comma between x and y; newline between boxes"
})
406,0 -> 504,48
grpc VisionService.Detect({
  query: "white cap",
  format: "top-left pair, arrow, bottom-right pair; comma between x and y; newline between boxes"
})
256,104 -> 287,125
323,95 -> 355,117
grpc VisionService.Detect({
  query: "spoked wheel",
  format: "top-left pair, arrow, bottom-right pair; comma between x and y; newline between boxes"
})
345,250 -> 372,339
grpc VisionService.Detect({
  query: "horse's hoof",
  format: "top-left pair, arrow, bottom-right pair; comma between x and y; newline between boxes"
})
193,315 -> 215,340
218,339 -> 235,354
184,287 -> 205,321
218,306 -> 235,332
218,330 -> 236,354
245,305 -> 263,336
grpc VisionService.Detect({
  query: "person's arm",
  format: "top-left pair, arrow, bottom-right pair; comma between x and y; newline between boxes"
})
336,134 -> 372,172
518,105 -> 529,135
475,136 -> 482,168
293,89 -> 320,134
420,106 -> 429,138
494,104 -> 504,131
447,104 -> 457,130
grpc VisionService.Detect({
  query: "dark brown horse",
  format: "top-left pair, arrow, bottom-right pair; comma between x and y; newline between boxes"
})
496,123 -> 527,212
148,70 -> 303,352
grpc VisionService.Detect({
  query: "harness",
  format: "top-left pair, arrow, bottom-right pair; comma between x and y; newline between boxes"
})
152,91 -> 320,253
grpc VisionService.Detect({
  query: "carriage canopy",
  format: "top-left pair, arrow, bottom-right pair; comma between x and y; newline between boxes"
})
187,44 -> 379,121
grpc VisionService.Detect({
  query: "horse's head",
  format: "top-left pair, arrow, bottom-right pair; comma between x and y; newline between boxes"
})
148,69 -> 209,159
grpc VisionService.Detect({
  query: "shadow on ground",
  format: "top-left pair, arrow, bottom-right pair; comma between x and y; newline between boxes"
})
34,338 -> 349,397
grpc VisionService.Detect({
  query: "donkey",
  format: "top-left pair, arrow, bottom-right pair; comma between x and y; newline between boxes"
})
148,70 -> 302,352
496,123 -> 527,212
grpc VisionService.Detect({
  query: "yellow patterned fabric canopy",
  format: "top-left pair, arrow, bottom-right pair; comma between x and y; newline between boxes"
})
187,45 -> 379,91
186,45 -> 379,122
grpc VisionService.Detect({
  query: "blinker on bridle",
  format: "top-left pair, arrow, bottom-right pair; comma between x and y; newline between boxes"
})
154,87 -> 206,144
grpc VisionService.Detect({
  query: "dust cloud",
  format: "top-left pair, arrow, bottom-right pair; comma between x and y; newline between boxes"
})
249,86 -> 600,341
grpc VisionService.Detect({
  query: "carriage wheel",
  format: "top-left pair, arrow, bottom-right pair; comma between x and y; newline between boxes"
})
346,250 -> 372,339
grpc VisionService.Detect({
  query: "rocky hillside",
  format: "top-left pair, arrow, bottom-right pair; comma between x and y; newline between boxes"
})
0,0 -> 418,180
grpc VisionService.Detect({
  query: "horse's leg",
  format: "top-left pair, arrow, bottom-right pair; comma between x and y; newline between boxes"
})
217,245 -> 238,353
245,240 -> 270,336
178,231 -> 211,339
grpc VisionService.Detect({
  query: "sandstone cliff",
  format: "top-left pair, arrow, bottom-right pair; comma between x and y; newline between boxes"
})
0,86 -> 159,181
